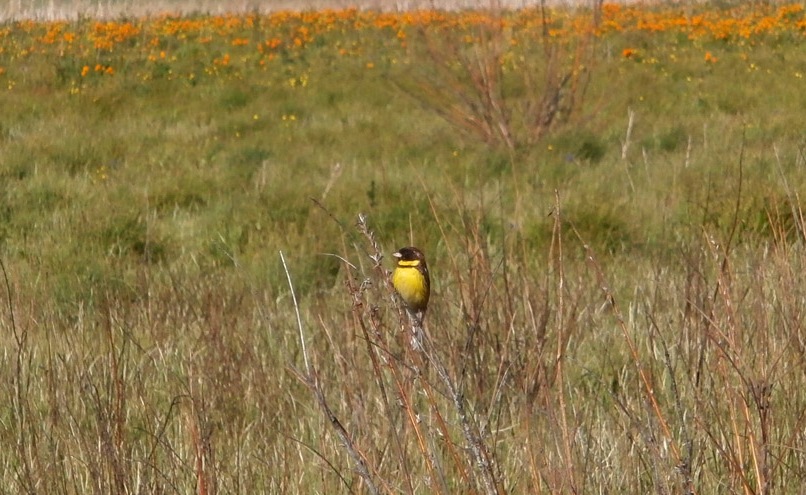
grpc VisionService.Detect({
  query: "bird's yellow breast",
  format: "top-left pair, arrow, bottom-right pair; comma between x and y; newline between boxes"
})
392,265 -> 429,311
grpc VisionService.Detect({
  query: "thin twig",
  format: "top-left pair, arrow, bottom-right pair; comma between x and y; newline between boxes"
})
552,190 -> 578,493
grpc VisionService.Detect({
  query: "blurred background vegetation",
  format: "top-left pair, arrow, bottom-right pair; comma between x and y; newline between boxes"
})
2,4 -> 804,306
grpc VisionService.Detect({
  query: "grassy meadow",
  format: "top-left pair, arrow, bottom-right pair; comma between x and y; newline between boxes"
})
2,2 -> 806,493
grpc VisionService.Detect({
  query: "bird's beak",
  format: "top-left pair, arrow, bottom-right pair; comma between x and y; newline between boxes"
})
392,251 -> 402,259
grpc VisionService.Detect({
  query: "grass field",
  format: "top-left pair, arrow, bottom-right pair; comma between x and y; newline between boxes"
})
2,2 -> 806,493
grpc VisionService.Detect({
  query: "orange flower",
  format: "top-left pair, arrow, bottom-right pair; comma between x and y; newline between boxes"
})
622,48 -> 637,58
704,51 -> 718,63
264,38 -> 282,50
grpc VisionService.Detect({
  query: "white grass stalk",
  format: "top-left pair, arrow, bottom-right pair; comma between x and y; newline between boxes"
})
281,250 -> 308,374
621,107 -> 635,160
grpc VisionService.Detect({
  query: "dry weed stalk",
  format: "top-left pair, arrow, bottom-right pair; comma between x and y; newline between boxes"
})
572,227 -> 691,494
290,209 -> 503,493
356,214 -> 501,494
283,250 -> 381,495
546,190 -> 578,492
686,141 -> 791,495
688,229 -> 787,495
4,257 -> 35,492
399,0 -> 595,151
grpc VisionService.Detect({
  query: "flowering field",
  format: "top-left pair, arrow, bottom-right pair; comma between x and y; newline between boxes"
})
2,3 -> 806,83
2,3 -> 806,494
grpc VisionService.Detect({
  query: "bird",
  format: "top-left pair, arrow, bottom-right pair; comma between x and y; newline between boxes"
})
391,246 -> 430,324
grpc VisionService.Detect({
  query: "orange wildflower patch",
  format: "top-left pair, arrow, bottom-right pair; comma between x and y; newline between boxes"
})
0,3 -> 802,85
90,21 -> 141,51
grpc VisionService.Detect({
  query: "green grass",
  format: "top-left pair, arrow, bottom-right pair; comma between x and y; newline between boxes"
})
2,4 -> 806,493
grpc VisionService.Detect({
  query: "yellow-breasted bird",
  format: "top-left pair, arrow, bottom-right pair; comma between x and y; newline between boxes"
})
391,247 -> 430,322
